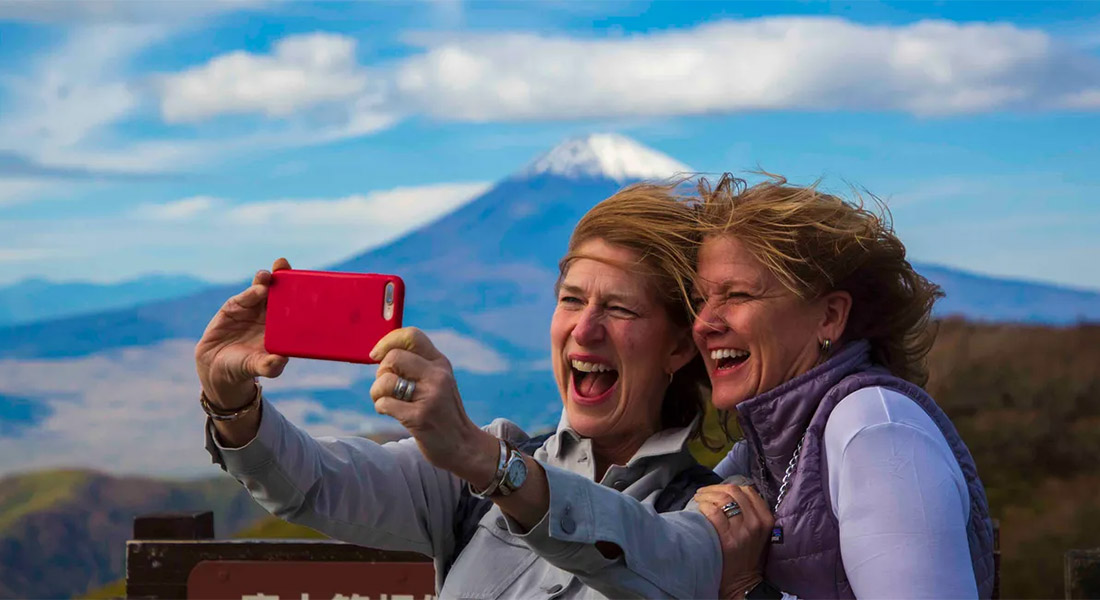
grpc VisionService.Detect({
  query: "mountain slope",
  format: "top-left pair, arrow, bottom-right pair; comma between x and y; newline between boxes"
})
0,469 -> 266,599
916,262 -> 1100,324
0,274 -> 208,327
0,135 -> 665,361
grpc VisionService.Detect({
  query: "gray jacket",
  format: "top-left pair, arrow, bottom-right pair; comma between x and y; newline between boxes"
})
205,397 -> 722,599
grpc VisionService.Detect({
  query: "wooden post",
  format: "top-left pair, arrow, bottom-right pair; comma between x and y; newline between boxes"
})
1065,549 -> 1100,599
992,519 -> 1000,600
133,512 -> 214,541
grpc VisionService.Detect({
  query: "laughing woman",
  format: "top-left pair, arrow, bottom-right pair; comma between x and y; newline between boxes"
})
692,175 -> 995,599
196,183 -> 771,599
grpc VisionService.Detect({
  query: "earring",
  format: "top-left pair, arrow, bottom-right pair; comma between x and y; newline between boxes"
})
667,371 -> 675,384
820,339 -> 832,354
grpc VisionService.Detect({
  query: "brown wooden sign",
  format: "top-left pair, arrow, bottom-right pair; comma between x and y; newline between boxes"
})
187,560 -> 435,600
127,539 -> 432,599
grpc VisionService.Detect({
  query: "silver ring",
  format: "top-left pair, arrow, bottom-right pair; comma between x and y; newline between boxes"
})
393,376 -> 416,402
721,501 -> 742,518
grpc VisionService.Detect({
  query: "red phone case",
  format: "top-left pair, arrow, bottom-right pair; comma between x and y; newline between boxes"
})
264,269 -> 405,364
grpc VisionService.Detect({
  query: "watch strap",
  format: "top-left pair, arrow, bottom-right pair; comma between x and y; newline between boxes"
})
468,439 -> 509,499
496,442 -> 527,496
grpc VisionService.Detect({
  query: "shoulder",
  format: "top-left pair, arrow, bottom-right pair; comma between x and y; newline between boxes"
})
824,386 -> 959,473
826,386 -> 937,438
715,440 -> 751,478
824,388 -> 971,521
481,418 -> 532,444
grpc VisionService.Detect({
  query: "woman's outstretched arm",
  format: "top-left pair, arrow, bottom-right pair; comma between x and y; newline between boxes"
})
370,327 -> 769,599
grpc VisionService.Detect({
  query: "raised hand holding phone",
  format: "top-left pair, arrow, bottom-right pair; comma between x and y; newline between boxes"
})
195,258 -> 292,412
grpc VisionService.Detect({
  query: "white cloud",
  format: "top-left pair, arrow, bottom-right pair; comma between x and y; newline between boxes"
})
393,18 -> 1100,119
0,179 -> 52,206
0,24 -> 163,158
0,247 -> 58,263
151,17 -> 1100,129
425,329 -> 509,374
0,0 -> 265,24
0,181 -> 491,284
0,4 -> 323,206
5,15 -> 1100,207
1057,88 -> 1100,109
224,181 -> 491,227
0,328 -> 508,476
159,33 -> 372,123
134,195 -> 223,221
0,340 -> 392,476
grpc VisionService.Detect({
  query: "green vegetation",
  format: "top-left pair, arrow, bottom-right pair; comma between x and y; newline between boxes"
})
928,319 -> 1100,598
232,515 -> 329,539
79,578 -> 125,600
0,469 -> 92,533
0,469 -> 265,599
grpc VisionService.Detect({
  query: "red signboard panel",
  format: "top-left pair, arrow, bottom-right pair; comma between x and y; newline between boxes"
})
187,560 -> 436,600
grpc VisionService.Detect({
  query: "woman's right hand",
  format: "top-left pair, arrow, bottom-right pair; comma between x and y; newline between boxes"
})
195,258 -> 291,409
695,481 -> 774,599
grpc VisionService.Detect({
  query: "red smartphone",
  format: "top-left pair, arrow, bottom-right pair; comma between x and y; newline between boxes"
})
264,269 -> 405,364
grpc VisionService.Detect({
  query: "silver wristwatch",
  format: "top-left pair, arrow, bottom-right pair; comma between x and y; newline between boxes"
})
468,439 -> 528,498
496,442 -> 528,496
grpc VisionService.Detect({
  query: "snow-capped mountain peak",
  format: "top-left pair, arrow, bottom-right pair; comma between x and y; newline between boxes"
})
515,133 -> 693,183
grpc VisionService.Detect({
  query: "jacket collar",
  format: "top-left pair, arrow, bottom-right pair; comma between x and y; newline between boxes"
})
547,409 -> 701,467
734,340 -> 872,489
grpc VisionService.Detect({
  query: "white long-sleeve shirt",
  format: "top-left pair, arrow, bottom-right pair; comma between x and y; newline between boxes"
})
716,386 -> 979,599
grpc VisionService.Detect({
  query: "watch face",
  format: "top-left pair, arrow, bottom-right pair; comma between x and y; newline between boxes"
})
506,455 -> 528,489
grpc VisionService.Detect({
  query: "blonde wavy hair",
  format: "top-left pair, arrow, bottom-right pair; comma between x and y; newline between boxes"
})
696,173 -> 943,386
558,181 -> 712,440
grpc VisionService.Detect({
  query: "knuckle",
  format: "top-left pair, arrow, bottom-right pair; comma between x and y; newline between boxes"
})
380,351 -> 399,368
429,368 -> 451,386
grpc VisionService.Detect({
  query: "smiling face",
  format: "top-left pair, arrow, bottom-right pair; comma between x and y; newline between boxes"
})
551,238 -> 696,447
692,234 -> 835,410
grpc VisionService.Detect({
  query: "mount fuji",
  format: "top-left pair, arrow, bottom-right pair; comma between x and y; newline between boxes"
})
0,133 -> 1097,476
0,134 -> 690,362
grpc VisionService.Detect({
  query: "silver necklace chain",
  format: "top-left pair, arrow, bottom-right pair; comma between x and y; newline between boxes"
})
772,436 -> 804,513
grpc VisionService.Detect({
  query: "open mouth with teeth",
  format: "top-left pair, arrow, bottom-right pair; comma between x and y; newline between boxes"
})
711,348 -> 750,373
570,358 -> 620,404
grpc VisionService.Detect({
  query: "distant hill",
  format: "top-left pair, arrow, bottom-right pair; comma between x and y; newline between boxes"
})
916,263 -> 1100,324
0,274 -> 208,327
0,469 -> 266,599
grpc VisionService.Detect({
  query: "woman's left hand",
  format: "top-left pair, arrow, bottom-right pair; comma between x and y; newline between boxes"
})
368,327 -> 499,484
695,482 -> 775,599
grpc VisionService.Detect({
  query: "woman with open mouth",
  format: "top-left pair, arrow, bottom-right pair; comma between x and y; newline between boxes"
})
196,182 -> 772,599
691,174 -> 995,599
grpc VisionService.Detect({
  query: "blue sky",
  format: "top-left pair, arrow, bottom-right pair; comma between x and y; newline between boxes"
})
1,0 -> 1099,289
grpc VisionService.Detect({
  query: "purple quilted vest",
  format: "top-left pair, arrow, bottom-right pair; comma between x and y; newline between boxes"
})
734,340 -> 995,599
